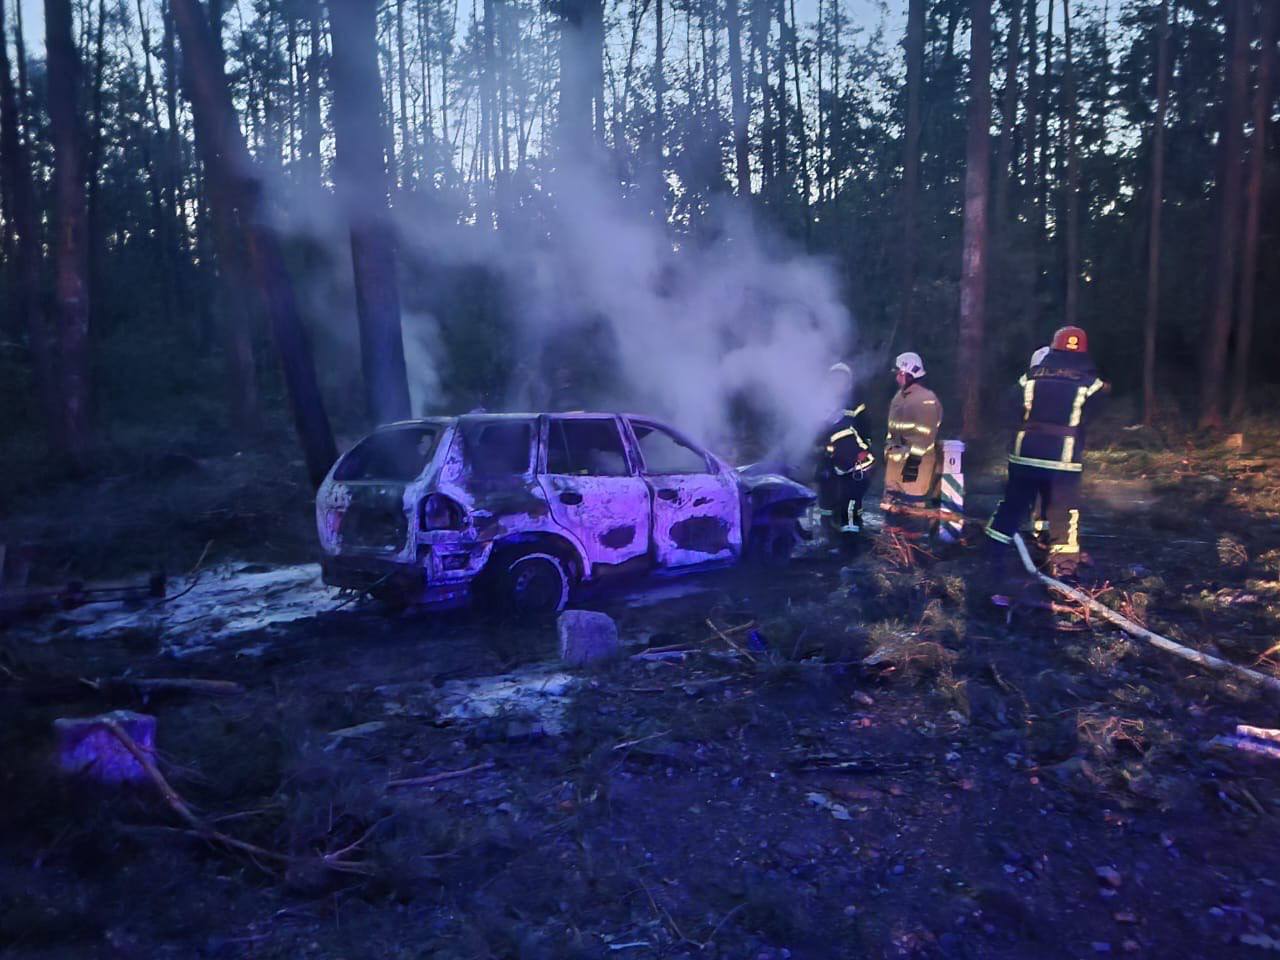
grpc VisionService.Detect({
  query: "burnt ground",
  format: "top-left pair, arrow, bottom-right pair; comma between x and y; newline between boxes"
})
4,425 -> 1280,959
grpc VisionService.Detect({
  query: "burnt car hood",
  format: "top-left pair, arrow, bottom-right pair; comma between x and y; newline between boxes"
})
735,468 -> 815,511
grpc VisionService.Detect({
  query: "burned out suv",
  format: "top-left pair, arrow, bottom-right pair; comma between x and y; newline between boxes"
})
317,413 -> 814,614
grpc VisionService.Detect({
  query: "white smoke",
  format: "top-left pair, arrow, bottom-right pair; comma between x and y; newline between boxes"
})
389,159 -> 860,465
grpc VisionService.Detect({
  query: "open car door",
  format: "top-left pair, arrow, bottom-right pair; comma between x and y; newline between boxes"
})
626,418 -> 742,568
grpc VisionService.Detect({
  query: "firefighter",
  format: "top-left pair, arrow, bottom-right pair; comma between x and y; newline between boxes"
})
881,352 -> 943,532
1025,346 -> 1051,545
815,362 -> 875,537
985,326 -> 1108,590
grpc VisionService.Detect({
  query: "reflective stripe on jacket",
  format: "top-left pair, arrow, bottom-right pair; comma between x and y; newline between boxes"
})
817,404 -> 875,475
1009,349 -> 1107,472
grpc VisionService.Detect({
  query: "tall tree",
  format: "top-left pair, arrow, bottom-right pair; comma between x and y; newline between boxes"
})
1228,0 -> 1276,423
1199,0 -> 1250,429
1141,0 -> 1171,428
328,0 -> 412,425
45,0 -> 93,462
1059,0 -> 1079,326
994,0 -> 1022,223
896,0 -> 926,347
557,0 -> 604,155
725,0 -> 750,196
957,0 -> 993,439
171,0 -> 337,485
0,0 -> 55,432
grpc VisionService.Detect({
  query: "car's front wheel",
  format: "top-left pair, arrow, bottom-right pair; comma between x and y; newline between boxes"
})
746,515 -> 802,567
494,550 -> 571,617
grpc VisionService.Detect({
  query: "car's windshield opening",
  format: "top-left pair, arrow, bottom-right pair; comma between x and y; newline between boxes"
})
334,426 -> 441,482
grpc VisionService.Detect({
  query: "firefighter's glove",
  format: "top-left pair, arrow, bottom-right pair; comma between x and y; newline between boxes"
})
902,455 -> 921,484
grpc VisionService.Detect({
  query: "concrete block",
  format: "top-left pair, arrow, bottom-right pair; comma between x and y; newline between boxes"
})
557,610 -> 620,667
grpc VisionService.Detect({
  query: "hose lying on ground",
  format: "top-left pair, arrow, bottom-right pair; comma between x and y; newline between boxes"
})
1012,533 -> 1280,697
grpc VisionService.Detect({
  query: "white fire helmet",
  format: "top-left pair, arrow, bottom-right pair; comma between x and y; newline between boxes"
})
828,361 -> 854,382
894,352 -> 926,378
1029,346 -> 1050,369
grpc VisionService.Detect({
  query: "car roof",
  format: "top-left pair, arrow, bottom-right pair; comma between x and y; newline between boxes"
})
377,412 -> 660,428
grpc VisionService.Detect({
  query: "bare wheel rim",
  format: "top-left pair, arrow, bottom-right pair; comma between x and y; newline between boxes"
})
505,553 -> 568,614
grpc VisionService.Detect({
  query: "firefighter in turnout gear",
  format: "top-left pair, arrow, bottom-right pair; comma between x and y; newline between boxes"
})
881,352 -> 943,532
815,362 -> 875,537
985,326 -> 1108,588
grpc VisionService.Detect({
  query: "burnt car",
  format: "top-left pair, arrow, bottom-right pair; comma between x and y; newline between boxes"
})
317,413 -> 814,614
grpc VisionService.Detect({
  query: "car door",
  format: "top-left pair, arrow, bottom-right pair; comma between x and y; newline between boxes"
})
625,418 -> 742,568
538,416 -> 652,571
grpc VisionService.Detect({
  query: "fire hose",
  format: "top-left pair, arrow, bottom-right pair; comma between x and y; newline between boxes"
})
1012,533 -> 1280,697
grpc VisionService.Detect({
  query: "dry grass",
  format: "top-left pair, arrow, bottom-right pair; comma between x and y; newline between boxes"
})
862,620 -> 957,685
1217,535 -> 1249,570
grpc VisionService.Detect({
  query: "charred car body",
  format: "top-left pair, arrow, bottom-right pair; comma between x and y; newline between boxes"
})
317,413 -> 813,613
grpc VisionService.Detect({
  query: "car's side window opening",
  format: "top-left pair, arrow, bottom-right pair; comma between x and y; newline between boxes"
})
463,420 -> 534,477
630,422 -> 711,475
546,419 -> 631,477
334,426 -> 441,482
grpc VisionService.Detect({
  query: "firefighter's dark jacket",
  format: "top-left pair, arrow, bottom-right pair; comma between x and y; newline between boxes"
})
1006,349 -> 1108,472
816,403 -> 875,475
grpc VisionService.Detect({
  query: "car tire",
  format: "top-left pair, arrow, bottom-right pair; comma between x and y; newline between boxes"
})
746,517 -> 800,567
495,550 -> 571,617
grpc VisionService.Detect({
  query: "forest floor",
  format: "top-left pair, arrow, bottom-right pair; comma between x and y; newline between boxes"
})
4,420 -> 1280,959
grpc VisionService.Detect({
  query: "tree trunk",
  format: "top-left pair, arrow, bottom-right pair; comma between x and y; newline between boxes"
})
896,0 -> 926,348
654,0 -> 665,163
1141,0 -> 1170,428
751,0 -> 773,191
1199,0 -> 1249,429
301,0 -> 323,188
85,0 -> 108,330
1060,0 -> 1079,327
329,0 -> 413,426
44,0 -> 93,463
0,0 -> 56,435
1228,0 -> 1275,423
1021,0 -> 1037,206
786,0 -> 811,236
958,0 -> 993,440
171,0 -> 337,485
772,0 -> 787,183
558,0 -> 603,156
994,0 -> 1021,223
725,0 -> 750,196
395,0 -> 414,188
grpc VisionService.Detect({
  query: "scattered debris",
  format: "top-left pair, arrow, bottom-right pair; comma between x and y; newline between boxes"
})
806,791 -> 852,821
1096,866 -> 1123,888
387,760 -> 496,789
55,710 -> 157,784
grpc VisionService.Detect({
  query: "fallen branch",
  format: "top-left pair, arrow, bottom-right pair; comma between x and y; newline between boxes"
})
611,730 -> 670,753
84,677 -> 245,698
1209,735 -> 1280,761
706,619 -> 757,662
386,760 -> 495,789
1013,534 -> 1280,696
102,720 -> 375,875
1238,725 -> 1280,745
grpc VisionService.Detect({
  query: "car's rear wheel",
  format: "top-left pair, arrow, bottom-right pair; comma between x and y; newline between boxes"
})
496,551 -> 571,617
